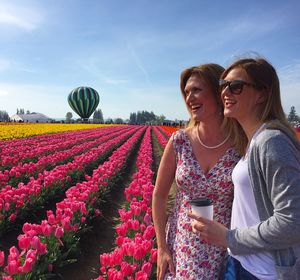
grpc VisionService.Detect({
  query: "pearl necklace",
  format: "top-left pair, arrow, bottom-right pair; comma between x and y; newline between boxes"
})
196,124 -> 230,149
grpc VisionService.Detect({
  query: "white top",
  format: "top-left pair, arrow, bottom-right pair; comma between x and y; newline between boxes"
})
229,125 -> 277,280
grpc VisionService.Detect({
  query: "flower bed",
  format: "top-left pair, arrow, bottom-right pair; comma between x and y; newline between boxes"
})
0,126 -> 127,169
0,126 -> 131,188
0,127 -> 145,278
0,123 -> 115,141
97,127 -> 157,280
0,127 -> 139,235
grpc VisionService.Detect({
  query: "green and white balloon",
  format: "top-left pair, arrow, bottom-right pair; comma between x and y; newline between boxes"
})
68,86 -> 100,121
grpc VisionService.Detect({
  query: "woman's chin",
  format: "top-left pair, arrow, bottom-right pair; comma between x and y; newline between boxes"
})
224,109 -> 236,119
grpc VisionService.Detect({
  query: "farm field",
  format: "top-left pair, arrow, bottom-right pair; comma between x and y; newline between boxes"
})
0,123 -> 116,141
0,124 -> 174,279
0,123 -> 298,279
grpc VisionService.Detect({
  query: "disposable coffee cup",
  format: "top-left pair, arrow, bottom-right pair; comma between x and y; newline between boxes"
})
190,198 -> 213,233
190,198 -> 213,220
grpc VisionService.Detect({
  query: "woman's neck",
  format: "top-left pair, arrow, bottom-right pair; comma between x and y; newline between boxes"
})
197,118 -> 225,141
239,118 -> 264,141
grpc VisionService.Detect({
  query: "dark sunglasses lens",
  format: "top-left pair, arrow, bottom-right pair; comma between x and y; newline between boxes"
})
229,81 -> 244,94
219,80 -> 228,91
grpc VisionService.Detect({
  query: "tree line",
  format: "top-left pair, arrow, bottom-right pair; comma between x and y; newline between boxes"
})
65,109 -> 167,125
287,106 -> 300,127
129,110 -> 167,125
1,106 -> 300,126
65,109 -> 105,123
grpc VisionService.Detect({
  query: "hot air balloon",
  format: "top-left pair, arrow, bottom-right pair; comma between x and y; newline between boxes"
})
68,86 -> 100,122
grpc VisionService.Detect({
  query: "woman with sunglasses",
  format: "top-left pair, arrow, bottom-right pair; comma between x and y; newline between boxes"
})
189,58 -> 300,279
152,63 -> 241,279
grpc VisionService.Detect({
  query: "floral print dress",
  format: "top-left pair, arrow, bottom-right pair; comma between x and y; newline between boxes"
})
165,129 -> 240,280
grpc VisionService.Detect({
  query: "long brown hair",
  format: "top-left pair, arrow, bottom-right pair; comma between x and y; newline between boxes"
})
221,58 -> 297,154
180,63 -> 243,153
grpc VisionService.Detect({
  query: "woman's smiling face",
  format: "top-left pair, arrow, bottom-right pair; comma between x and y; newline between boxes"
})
184,73 -> 220,123
221,68 -> 264,123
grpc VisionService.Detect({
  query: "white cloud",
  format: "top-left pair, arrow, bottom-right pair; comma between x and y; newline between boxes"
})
0,89 -> 9,97
0,83 -> 70,118
0,12 -> 36,31
278,63 -> 300,84
127,43 -> 152,87
105,79 -> 128,85
0,58 -> 36,74
278,62 -> 300,114
0,59 -> 11,71
0,3 -> 43,31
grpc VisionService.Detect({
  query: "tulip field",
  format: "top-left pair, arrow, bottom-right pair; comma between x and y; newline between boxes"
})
0,124 -> 177,280
0,123 -> 298,280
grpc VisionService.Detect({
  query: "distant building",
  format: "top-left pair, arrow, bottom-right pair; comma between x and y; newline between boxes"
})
10,112 -> 52,123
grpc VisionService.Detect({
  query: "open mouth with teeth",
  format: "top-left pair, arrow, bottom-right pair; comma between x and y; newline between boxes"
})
224,100 -> 236,108
191,105 -> 202,112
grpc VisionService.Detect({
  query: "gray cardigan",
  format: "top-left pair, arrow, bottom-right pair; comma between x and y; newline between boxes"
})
227,122 -> 300,279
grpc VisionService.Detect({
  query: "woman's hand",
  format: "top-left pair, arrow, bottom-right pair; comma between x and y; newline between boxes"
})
188,212 -> 229,249
156,247 -> 175,280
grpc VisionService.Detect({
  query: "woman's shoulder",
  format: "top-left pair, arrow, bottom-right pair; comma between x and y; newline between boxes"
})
172,128 -> 188,140
253,126 -> 300,157
256,127 -> 299,147
171,129 -> 190,149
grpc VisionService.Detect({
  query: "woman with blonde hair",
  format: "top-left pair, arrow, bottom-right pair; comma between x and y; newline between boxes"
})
190,58 -> 300,280
152,63 -> 241,279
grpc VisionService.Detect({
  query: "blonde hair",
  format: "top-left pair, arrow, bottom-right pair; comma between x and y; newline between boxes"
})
180,63 -> 245,154
221,57 -> 297,154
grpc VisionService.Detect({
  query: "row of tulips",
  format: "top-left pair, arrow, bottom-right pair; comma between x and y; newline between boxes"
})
97,127 -> 157,280
0,127 -> 146,278
157,126 -> 172,139
0,127 -> 139,234
0,126 -> 124,169
152,127 -> 169,148
159,126 -> 179,135
0,126 -> 131,188
0,123 -> 112,141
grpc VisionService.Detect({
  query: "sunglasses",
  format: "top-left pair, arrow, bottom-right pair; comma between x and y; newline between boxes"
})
219,79 -> 256,95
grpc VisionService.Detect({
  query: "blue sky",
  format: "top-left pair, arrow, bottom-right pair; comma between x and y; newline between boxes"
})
0,0 -> 299,121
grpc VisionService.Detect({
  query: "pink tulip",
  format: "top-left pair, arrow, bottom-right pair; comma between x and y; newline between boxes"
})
149,248 -> 157,263
9,213 -> 16,222
141,261 -> 152,276
143,225 -> 155,240
54,226 -> 64,238
5,259 -> 20,275
140,224 -> 146,232
95,209 -> 101,216
30,236 -> 40,249
120,261 -> 135,276
21,257 -> 34,273
22,222 -> 33,233
2,276 -> 13,280
37,242 -> 47,255
41,220 -> 53,236
0,250 -> 5,266
18,235 -> 31,250
100,266 -> 106,274
143,213 -> 151,225
135,270 -> 148,280
116,223 -> 128,236
133,246 -> 145,260
26,249 -> 37,262
7,246 -> 19,262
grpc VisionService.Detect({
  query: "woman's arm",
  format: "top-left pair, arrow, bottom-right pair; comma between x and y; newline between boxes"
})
228,131 -> 300,255
152,137 -> 177,278
190,131 -> 300,255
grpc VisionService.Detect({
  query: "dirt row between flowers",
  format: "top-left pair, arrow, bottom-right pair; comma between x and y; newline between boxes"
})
52,129 -> 164,279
